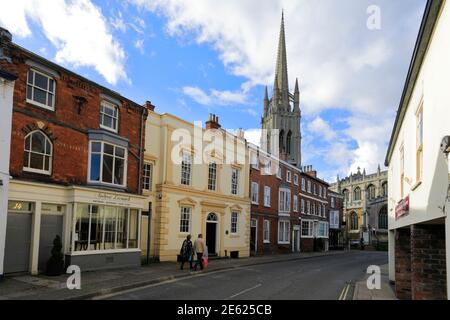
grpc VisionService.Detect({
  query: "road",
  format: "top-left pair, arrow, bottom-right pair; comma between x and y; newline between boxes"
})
101,251 -> 387,300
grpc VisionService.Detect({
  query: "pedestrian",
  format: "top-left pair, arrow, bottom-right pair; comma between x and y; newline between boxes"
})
180,234 -> 193,270
193,234 -> 206,271
360,237 -> 365,251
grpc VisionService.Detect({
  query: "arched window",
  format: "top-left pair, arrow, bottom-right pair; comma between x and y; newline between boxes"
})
367,184 -> 376,200
378,205 -> 388,229
354,187 -> 361,201
342,189 -> 349,202
24,131 -> 52,175
350,212 -> 359,230
381,182 -> 388,197
279,130 -> 285,153
286,131 -> 292,155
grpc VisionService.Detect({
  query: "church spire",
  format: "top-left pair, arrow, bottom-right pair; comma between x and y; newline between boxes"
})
274,11 -> 289,104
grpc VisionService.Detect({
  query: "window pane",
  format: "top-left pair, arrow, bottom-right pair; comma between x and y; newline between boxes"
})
89,205 -> 100,251
25,135 -> 31,151
23,151 -> 30,167
103,206 -> 117,250
115,147 -> 125,158
30,153 -> 44,170
74,204 -> 89,251
45,139 -> 51,155
114,158 -> 125,185
44,155 -> 50,171
102,154 -> 114,183
90,154 -> 101,181
27,85 -> 33,100
116,208 -> 128,249
27,70 -> 33,85
33,88 -> 47,105
91,142 -> 101,153
34,72 -> 48,90
49,79 -> 54,92
104,143 -> 114,155
31,132 -> 45,153
47,93 -> 53,107
128,209 -> 139,248
103,115 -> 113,128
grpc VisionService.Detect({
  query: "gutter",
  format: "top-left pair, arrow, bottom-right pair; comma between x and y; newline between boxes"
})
384,0 -> 443,166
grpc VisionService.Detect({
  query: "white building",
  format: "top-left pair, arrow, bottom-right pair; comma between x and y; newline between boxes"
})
385,0 -> 449,300
0,36 -> 17,278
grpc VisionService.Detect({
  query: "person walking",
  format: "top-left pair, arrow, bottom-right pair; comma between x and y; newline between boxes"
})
180,235 -> 193,270
193,234 -> 206,271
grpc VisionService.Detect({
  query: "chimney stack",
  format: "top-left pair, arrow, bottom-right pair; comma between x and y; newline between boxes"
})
0,27 -> 12,46
143,100 -> 155,111
206,113 -> 221,130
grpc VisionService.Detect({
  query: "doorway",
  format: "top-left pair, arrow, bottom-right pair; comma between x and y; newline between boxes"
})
293,226 -> 300,252
206,213 -> 218,256
250,218 -> 257,255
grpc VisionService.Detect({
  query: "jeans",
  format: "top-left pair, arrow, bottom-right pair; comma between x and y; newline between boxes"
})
194,252 -> 204,270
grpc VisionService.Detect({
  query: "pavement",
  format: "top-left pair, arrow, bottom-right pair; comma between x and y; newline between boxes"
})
352,263 -> 397,300
0,250 -> 393,300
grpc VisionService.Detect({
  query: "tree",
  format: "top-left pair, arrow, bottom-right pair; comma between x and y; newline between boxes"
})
46,235 -> 65,276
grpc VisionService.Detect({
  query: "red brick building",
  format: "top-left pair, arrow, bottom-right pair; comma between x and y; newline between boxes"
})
328,190 -> 344,250
299,167 -> 330,252
1,28 -> 151,274
249,145 -> 302,255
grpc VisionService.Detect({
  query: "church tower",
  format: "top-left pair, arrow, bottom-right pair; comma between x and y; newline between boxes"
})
260,12 -> 301,168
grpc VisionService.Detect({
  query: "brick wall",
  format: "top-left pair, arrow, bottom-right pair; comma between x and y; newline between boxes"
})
411,224 -> 447,300
301,238 -> 314,252
395,228 -> 412,299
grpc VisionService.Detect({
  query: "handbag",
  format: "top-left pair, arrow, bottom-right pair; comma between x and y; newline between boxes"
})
202,256 -> 208,269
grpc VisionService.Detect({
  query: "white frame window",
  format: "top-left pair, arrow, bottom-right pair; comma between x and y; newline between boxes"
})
208,162 -> 217,191
307,180 -> 311,193
264,186 -> 271,207
278,220 -> 290,244
143,162 -> 153,191
294,174 -> 299,186
301,178 -> 306,191
251,182 -> 259,204
317,222 -> 329,238
330,210 -> 339,229
180,206 -> 191,233
264,159 -> 271,175
263,219 -> 270,243
23,131 -> 53,175
286,170 -> 291,183
301,220 -> 314,238
306,201 -> 311,215
231,168 -> 239,195
231,212 -> 238,234
181,153 -> 193,186
293,195 -> 298,212
313,183 -> 317,195
26,68 -> 55,111
88,141 -> 127,187
100,100 -> 119,133
301,198 -> 305,213
279,188 -> 291,213
319,186 -> 322,197
331,197 -> 335,208
276,166 -> 282,179
251,152 -> 259,169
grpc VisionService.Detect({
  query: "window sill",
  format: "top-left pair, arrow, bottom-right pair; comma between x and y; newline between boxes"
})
100,124 -> 118,134
264,205 -> 271,208
411,181 -> 422,191
26,98 -> 55,112
252,201 -> 259,205
263,240 -> 270,244
278,241 -> 290,245
23,168 -> 51,176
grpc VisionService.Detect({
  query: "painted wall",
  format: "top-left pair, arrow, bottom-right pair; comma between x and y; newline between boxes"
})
387,1 -> 450,295
0,76 -> 15,277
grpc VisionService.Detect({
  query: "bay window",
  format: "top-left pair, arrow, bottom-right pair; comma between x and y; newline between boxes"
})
89,141 -> 127,187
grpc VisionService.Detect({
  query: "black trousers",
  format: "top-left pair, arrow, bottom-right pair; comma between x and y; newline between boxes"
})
180,256 -> 193,269
194,252 -> 204,270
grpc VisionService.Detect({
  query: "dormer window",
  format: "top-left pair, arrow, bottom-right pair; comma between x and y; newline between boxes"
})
100,100 -> 119,133
26,69 -> 55,111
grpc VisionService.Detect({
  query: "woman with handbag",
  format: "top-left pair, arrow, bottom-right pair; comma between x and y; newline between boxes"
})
180,235 -> 193,270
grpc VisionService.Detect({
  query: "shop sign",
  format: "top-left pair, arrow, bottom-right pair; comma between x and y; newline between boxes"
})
93,192 -> 131,206
395,195 -> 409,220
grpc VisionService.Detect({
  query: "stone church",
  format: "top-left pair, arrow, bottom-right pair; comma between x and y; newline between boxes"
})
260,13 -> 302,168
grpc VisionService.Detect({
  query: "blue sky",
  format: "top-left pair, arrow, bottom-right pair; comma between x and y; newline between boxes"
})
0,0 -> 427,182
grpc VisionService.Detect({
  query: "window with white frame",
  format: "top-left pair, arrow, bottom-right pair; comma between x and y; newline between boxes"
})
26,69 -> 55,110
89,141 -> 126,187
286,170 -> 292,182
331,197 -> 335,208
301,220 -> 313,237
143,162 -> 153,191
323,188 -> 327,198
323,204 -> 327,217
301,198 -> 305,213
24,131 -> 52,175
208,162 -> 217,191
307,180 -> 311,193
330,210 -> 339,229
293,195 -> 298,212
319,186 -> 322,197
318,204 -> 321,216
294,174 -> 299,185
263,219 -> 270,243
279,188 -> 291,213
313,184 -> 317,195
264,186 -> 271,207
180,206 -> 191,233
100,100 -> 119,132
278,220 -> 290,243
231,212 -> 238,234
264,159 -> 271,175
317,222 -> 328,238
251,152 -> 259,169
251,182 -> 259,204
306,201 -> 311,214
181,153 -> 192,186
231,168 -> 239,195
276,166 -> 282,179
301,178 -> 306,191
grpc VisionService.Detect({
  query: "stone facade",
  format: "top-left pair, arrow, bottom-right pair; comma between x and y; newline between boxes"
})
330,167 -> 388,246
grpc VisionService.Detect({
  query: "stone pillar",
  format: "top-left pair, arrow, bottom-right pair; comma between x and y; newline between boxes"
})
411,224 -> 447,300
395,228 -> 412,299
388,230 -> 395,282
30,201 -> 42,275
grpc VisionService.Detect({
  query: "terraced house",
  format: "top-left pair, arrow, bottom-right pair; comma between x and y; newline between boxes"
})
142,112 -> 251,262
0,28 -> 149,275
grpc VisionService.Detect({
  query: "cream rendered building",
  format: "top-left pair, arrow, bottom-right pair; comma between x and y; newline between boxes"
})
143,111 -> 250,262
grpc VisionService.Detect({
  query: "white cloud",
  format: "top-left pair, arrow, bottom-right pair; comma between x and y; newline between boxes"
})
244,129 -> 262,147
0,0 -> 128,85
308,117 -> 336,142
182,86 -> 249,106
129,0 -> 425,177
134,39 -> 145,54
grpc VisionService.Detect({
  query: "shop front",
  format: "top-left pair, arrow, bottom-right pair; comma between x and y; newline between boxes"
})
6,180 -> 145,275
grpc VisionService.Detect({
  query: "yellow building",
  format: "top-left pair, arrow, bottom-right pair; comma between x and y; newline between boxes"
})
141,111 -> 250,262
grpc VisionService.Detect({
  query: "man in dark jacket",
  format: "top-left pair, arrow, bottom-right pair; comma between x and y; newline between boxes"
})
180,235 -> 193,270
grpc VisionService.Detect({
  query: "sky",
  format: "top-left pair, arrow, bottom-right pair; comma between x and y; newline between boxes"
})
0,0 -> 427,182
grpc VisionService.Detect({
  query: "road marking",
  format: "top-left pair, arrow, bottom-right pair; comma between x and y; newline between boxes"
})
227,284 -> 262,300
338,283 -> 350,300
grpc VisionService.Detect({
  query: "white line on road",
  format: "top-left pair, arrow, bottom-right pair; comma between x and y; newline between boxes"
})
227,284 -> 262,300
